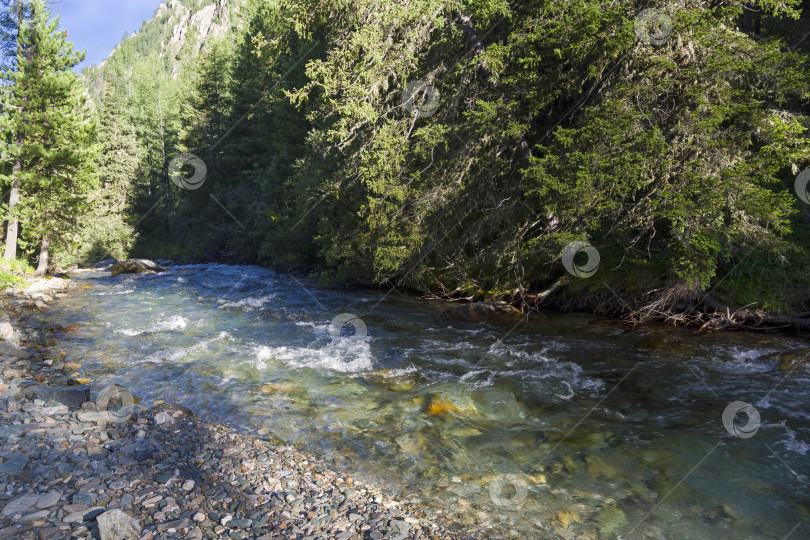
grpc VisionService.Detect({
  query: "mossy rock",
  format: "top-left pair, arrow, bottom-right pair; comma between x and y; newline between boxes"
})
439,302 -> 522,323
595,506 -> 628,537
636,332 -> 696,355
110,259 -> 166,276
777,349 -> 810,373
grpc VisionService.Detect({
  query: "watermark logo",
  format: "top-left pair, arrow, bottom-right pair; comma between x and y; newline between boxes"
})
489,474 -> 528,510
722,401 -> 760,439
561,241 -> 600,278
794,169 -> 810,204
96,385 -> 136,424
328,313 -> 368,343
401,80 -> 440,118
634,8 -> 674,46
169,153 -> 207,191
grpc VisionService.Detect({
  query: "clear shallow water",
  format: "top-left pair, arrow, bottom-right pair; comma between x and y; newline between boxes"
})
39,264 -> 810,538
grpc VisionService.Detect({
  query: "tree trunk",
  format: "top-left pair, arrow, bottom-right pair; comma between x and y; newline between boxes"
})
33,235 -> 49,277
3,175 -> 20,260
3,1 -> 26,261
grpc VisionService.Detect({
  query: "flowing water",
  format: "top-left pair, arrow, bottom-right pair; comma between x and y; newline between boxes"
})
37,264 -> 809,538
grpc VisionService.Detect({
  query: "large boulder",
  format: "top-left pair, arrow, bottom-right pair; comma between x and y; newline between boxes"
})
110,259 -> 165,277
94,258 -> 116,270
19,385 -> 90,409
439,302 -> 522,323
24,277 -> 69,294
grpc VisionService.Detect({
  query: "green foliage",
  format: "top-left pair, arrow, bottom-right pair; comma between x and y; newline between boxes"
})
0,257 -> 32,290
72,0 -> 810,312
1,0 -> 98,269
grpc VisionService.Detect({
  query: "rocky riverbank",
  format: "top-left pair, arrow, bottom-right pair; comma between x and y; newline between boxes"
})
0,276 -> 464,539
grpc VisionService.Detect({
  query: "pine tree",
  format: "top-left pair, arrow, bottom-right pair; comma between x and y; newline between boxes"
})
2,0 -> 97,273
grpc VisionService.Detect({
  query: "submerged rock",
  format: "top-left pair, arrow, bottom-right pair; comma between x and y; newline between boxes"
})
426,394 -> 478,418
636,332 -> 696,355
776,349 -> 810,373
595,506 -> 628,537
110,258 -> 166,276
439,302 -> 522,323
0,341 -> 30,358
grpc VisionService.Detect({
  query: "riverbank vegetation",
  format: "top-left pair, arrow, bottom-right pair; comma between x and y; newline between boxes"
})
2,0 -> 810,325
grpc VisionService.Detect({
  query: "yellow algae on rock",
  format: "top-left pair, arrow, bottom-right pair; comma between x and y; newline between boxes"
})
527,474 -> 547,484
260,383 -> 293,394
556,510 -> 581,527
427,397 -> 461,415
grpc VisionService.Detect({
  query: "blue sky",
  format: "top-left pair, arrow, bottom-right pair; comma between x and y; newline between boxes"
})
53,0 -> 164,70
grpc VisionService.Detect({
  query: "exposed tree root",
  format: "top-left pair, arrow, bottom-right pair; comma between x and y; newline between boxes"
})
512,278 -> 810,333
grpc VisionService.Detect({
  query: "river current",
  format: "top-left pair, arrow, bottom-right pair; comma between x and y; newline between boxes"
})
37,264 -> 809,538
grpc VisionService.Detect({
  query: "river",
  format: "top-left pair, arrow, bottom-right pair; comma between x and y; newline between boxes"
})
37,263 -> 809,539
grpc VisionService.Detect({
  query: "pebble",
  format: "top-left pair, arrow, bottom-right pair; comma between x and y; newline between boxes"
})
0,289 -> 463,540
36,491 -> 60,509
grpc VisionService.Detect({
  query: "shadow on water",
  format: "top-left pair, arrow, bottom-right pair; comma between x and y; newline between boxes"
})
34,264 -> 810,539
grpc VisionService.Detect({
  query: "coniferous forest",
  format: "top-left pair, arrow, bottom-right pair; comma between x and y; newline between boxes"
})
2,0 -> 810,324
3,3 -> 810,539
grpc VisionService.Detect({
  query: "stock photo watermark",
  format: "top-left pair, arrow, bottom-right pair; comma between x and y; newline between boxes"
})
169,153 -> 207,191
795,168 -> 810,204
328,313 -> 367,343
401,79 -> 441,118
561,241 -> 600,278
96,385 -> 136,425
722,401 -> 761,439
634,8 -> 674,46
488,473 -> 528,511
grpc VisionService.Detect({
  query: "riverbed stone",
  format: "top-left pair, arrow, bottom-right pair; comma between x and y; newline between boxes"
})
0,342 -> 31,358
0,322 -> 14,341
19,384 -> 89,408
0,453 -> 28,474
595,506 -> 628,537
0,494 -> 40,517
0,279 -> 462,540
96,509 -> 142,540
36,491 -> 61,509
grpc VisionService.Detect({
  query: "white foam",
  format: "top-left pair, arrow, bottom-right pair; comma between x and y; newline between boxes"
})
117,315 -> 188,336
778,426 -> 809,456
98,288 -> 135,296
218,294 -> 277,310
140,331 -> 231,363
252,339 -> 374,373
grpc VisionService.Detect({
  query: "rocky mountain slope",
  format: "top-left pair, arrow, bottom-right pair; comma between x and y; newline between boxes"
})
81,0 -> 244,99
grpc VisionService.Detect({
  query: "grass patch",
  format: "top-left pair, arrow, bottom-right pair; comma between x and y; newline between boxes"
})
0,258 -> 34,290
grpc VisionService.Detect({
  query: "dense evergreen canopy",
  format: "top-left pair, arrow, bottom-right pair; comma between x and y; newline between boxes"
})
3,0 -> 810,318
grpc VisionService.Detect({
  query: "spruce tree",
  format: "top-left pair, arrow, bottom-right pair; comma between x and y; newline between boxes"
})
2,0 -> 97,273
71,80 -> 137,263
